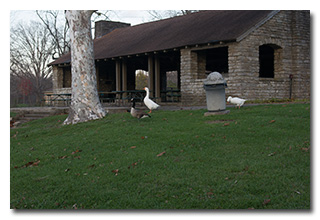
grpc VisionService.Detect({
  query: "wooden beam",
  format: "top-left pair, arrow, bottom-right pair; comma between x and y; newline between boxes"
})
148,55 -> 154,97
122,60 -> 127,97
116,60 -> 121,92
155,55 -> 160,99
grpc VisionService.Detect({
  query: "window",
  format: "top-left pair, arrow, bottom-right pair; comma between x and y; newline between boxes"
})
206,47 -> 228,74
259,45 -> 274,78
166,71 -> 178,89
63,67 -> 71,88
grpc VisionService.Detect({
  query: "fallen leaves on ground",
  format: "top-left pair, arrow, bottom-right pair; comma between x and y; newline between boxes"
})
294,190 -> 301,195
268,152 -> 276,157
88,164 -> 95,168
269,120 -> 276,123
207,191 -> 214,198
157,151 -> 166,157
112,169 -> 119,176
14,159 -> 40,169
263,199 -> 271,206
71,149 -> 82,154
59,149 -> 83,159
12,131 -> 18,138
128,162 -> 138,169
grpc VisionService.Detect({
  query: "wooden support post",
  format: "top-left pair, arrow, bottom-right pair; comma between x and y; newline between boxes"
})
116,60 -> 121,98
155,55 -> 161,99
148,55 -> 154,97
122,59 -> 127,98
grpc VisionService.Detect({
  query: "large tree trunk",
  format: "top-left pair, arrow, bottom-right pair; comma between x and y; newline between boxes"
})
64,10 -> 106,125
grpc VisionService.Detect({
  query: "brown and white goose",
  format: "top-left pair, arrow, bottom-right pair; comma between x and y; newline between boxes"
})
130,98 -> 151,119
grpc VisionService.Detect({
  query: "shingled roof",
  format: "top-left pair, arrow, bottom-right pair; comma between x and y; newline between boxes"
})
49,10 -> 278,66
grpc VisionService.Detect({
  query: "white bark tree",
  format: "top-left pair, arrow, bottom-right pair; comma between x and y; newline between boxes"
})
64,10 -> 106,125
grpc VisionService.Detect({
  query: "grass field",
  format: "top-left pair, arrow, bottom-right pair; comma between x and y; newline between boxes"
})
10,103 -> 310,209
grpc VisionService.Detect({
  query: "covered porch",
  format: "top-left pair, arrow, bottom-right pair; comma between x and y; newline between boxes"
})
50,50 -> 181,106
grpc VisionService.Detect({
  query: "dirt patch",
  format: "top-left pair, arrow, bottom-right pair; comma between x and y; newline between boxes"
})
205,119 -> 235,124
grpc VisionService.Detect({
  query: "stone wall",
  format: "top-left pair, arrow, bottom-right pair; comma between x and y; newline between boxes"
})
180,49 -> 207,105
226,10 -> 310,100
52,66 -> 72,94
180,10 -> 310,106
94,21 -> 130,39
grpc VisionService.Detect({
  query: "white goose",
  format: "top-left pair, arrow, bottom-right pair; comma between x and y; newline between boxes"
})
143,87 -> 160,113
227,96 -> 246,109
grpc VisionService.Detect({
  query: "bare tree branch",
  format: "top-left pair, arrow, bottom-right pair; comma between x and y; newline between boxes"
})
147,10 -> 200,21
36,10 -> 70,57
10,21 -> 53,104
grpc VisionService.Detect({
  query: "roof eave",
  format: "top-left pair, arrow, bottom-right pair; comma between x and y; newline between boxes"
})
236,10 -> 280,42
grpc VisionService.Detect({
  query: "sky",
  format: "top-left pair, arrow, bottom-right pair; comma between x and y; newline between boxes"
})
10,10 -> 155,27
111,10 -> 154,25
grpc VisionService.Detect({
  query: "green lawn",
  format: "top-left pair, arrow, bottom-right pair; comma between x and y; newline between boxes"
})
10,103 -> 310,209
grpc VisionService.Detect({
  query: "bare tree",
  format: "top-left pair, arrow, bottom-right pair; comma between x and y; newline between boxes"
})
91,10 -> 112,22
10,21 -> 53,105
63,10 -> 106,125
36,10 -> 70,58
147,10 -> 199,21
36,10 -> 112,58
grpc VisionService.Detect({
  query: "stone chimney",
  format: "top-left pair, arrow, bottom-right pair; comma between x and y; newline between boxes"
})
94,20 -> 131,39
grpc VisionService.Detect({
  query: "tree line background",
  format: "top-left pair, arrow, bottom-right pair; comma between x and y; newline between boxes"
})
10,10 -> 197,107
